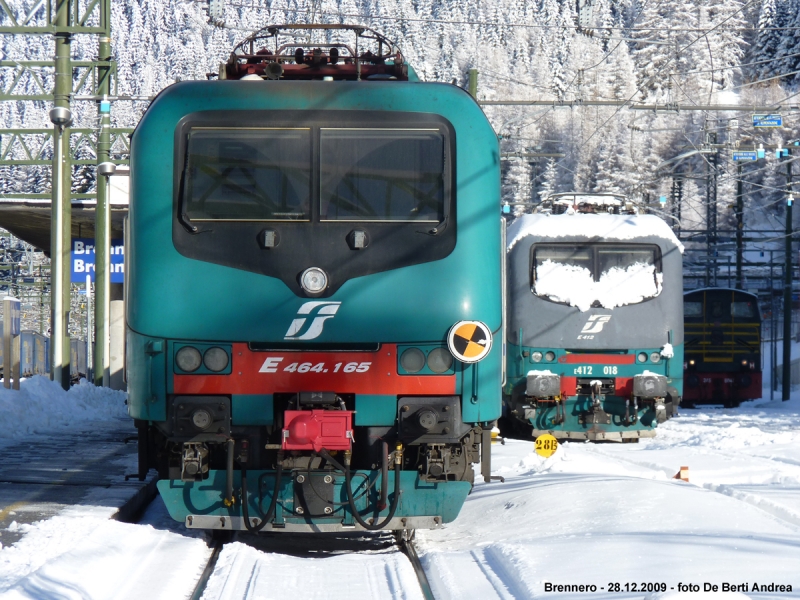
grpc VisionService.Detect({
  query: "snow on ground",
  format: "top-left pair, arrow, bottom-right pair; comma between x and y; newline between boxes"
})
419,395 -> 800,599
201,543 -> 423,600
0,376 -> 127,443
0,504 -> 210,599
1,381 -> 800,599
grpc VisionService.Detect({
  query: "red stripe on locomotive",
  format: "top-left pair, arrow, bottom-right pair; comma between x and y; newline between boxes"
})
559,354 -> 636,364
173,343 -> 456,395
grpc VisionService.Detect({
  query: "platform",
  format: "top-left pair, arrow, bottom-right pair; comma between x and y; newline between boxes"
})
0,418 -> 156,545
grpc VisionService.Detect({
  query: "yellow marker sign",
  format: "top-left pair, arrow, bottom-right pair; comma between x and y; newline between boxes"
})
534,434 -> 559,458
447,321 -> 492,363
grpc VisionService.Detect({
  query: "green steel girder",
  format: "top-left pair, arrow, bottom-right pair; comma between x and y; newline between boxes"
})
0,60 -> 117,100
0,0 -> 109,35
0,127 -> 132,166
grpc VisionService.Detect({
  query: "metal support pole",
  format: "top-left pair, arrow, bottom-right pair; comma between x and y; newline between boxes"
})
771,252 -> 777,398
783,155 -> 794,400
86,274 -> 92,383
3,298 -> 12,389
671,177 -> 682,235
94,35 -> 113,387
736,164 -> 744,289
49,1 -> 72,390
468,68 -> 478,99
61,117 -> 72,389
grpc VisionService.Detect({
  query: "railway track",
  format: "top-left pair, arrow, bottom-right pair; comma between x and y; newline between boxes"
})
186,529 -> 436,600
189,540 -> 225,600
397,530 -> 436,600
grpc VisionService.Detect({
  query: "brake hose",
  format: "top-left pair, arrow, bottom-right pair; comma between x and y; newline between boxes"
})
241,450 -> 283,534
320,448 -> 402,531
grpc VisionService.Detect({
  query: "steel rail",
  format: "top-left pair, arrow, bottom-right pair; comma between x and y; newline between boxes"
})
397,533 -> 436,600
189,541 -> 225,600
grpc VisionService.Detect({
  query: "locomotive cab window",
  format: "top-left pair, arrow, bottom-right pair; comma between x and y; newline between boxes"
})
182,128 -> 312,221
684,301 -> 703,320
320,129 -> 445,222
531,243 -> 662,308
731,300 -> 758,320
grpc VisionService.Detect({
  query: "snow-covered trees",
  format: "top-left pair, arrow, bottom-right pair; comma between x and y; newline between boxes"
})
2,0 -> 799,235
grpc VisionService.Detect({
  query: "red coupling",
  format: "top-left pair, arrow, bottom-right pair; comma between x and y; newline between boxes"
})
282,410 -> 354,452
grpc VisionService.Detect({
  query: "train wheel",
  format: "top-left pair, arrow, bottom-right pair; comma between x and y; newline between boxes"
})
724,399 -> 741,409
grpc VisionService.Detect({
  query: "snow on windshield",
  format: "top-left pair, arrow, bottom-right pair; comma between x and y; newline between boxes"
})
534,260 -> 662,311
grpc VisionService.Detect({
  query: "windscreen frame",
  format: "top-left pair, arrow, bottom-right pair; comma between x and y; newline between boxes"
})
529,242 -> 663,307
175,111 -> 454,228
171,110 -> 457,297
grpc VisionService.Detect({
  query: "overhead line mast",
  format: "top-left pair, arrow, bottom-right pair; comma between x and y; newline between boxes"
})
0,0 -> 120,389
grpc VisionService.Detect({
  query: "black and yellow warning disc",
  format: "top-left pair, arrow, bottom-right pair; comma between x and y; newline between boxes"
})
447,321 -> 492,363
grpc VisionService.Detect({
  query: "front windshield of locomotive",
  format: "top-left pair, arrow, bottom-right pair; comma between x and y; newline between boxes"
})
531,243 -> 662,312
182,127 -> 446,223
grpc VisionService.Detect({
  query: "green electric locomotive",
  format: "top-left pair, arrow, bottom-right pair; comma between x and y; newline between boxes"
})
126,25 -> 502,534
503,194 -> 684,442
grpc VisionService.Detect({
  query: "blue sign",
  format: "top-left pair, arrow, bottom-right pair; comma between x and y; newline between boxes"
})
732,151 -> 758,161
753,114 -> 782,127
71,238 -> 124,283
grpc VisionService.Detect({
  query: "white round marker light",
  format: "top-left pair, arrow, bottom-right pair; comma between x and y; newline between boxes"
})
203,347 -> 229,372
176,346 -> 202,372
300,267 -> 328,295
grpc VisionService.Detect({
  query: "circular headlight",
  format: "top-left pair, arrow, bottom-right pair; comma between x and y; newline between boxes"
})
204,347 -> 229,372
637,352 -> 648,363
531,351 -> 543,362
400,348 -> 425,373
427,347 -> 454,373
176,346 -> 202,372
300,267 -> 328,294
650,352 -> 661,363
191,409 -> 212,430
545,351 -> 556,362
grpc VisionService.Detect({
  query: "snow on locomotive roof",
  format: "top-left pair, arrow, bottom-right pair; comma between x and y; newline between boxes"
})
549,193 -> 624,206
507,213 -> 684,254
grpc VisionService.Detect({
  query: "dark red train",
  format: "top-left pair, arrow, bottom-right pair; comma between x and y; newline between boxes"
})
683,288 -> 762,407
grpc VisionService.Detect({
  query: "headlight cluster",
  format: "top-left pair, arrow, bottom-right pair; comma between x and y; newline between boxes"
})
531,350 -> 556,363
637,351 -> 661,364
400,347 -> 454,374
176,346 -> 229,373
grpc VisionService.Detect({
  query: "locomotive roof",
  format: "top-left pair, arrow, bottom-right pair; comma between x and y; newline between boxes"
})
684,287 -> 759,299
507,213 -> 684,254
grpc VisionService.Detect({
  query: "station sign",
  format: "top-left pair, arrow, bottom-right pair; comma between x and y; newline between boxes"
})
732,151 -> 758,161
71,238 -> 124,283
752,114 -> 782,128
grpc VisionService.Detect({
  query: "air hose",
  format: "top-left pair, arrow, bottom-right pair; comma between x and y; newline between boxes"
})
241,450 -> 283,534
320,448 -> 402,531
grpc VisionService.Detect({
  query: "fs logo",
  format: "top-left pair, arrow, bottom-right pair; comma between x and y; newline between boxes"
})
580,315 -> 611,335
284,301 -> 341,340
